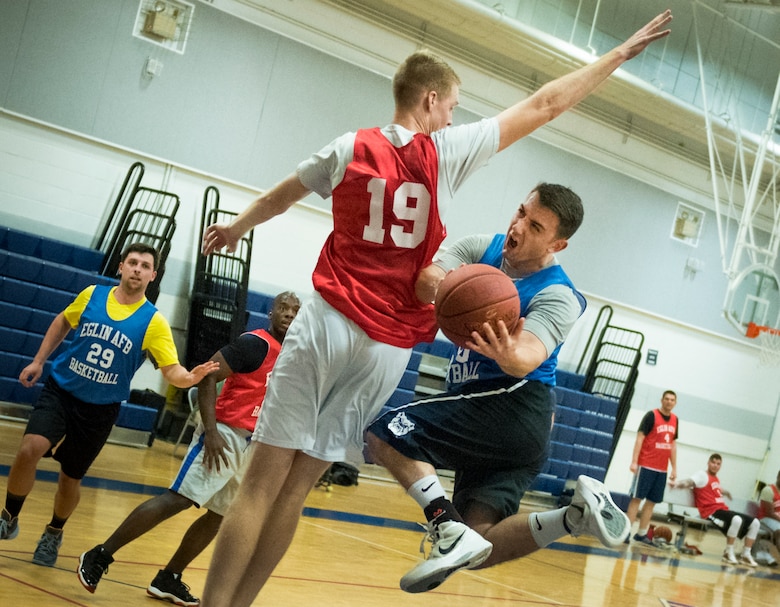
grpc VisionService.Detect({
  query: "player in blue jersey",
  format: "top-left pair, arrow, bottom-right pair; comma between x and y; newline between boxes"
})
368,184 -> 629,592
0,243 -> 218,567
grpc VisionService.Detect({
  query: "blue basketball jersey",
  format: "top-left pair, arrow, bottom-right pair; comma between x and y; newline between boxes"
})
446,233 -> 585,387
50,284 -> 158,404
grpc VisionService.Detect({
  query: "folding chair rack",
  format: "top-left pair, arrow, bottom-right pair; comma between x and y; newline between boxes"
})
185,186 -> 254,367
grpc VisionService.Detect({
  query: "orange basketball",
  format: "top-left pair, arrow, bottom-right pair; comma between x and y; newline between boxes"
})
653,525 -> 673,543
434,264 -> 520,349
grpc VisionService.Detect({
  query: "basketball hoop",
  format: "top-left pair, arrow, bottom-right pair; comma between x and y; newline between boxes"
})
746,322 -> 780,367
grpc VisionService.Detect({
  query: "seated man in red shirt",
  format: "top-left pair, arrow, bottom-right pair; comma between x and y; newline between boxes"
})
674,453 -> 760,566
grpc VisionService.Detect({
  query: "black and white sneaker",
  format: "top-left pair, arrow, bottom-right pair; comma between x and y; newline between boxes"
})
77,545 -> 114,592
400,520 -> 492,593
147,569 -> 200,606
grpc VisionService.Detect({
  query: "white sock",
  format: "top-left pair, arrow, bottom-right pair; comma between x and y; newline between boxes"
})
407,475 -> 446,509
725,544 -> 735,557
637,527 -> 648,537
529,508 -> 568,548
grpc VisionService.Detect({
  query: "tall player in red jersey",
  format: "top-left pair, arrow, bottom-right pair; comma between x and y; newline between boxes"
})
200,11 -> 673,606
626,389 -> 679,544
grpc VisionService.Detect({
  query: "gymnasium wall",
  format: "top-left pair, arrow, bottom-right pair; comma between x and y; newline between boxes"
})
1,0 -> 779,499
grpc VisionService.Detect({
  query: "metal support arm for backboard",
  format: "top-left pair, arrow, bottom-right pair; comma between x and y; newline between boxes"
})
693,2 -> 780,334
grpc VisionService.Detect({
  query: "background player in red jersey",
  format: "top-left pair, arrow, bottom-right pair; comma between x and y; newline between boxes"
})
76,292 -> 299,606
626,389 -> 679,545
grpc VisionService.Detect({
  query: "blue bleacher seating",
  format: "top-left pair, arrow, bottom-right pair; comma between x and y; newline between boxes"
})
550,423 -> 576,444
555,405 -> 580,427
407,350 -> 423,372
544,384 -> 620,494
245,311 -> 269,332
549,440 -> 573,461
574,428 -> 597,447
246,291 -> 276,315
114,402 -> 159,432
529,473 -> 566,495
0,227 -> 114,413
555,369 -> 586,391
548,458 -> 569,478
0,226 -> 103,271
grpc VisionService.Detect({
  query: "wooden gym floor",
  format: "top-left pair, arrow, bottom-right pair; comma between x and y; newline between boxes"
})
0,418 -> 777,607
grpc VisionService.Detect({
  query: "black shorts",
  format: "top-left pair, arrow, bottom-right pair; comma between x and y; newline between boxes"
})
708,509 -> 755,539
25,377 -> 121,479
367,377 -> 554,520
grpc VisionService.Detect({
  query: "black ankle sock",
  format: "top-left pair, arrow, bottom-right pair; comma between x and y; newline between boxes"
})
423,496 -> 464,524
48,514 -> 68,530
5,493 -> 26,519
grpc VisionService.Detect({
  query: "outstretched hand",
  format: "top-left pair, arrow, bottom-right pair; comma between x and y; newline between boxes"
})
620,10 -> 672,60
187,360 -> 221,385
202,224 -> 237,255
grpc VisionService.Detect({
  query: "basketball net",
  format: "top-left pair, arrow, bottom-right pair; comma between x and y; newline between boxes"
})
746,322 -> 780,367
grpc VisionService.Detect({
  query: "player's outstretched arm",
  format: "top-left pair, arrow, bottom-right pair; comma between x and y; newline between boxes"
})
496,9 -> 672,151
202,174 -> 311,255
160,360 -> 220,388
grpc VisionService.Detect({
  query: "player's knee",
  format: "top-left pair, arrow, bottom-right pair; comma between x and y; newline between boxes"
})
727,515 -> 742,537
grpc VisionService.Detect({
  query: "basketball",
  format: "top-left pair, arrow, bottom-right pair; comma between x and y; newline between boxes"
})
434,264 -> 520,349
653,525 -> 673,543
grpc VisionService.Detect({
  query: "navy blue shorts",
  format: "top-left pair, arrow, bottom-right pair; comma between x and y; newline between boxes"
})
367,377 -> 554,520
629,467 -> 668,504
25,377 -> 120,479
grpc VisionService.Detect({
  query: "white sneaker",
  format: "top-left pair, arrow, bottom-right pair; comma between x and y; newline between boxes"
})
722,550 -> 738,565
400,520 -> 492,593
566,475 -> 629,548
739,552 -> 758,567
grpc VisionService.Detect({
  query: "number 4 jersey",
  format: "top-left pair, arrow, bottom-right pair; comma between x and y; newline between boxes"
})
50,284 -> 159,404
299,121 -> 499,348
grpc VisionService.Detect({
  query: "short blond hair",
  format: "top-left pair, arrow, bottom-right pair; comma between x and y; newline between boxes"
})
392,51 -> 460,112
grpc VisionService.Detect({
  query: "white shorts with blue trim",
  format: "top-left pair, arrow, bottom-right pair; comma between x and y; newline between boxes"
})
170,421 -> 252,516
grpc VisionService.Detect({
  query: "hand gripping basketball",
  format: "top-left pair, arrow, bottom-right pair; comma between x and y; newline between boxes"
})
434,264 -> 520,349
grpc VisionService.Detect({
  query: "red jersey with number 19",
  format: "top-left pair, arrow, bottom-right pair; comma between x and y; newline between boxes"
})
313,127 -> 444,348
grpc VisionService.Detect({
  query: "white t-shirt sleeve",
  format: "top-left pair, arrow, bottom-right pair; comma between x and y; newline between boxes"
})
297,131 -> 357,199
690,470 -> 709,489
433,118 -> 500,215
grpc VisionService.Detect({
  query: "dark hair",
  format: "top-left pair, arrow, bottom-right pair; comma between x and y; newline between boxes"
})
533,183 -> 584,240
121,242 -> 160,270
393,51 -> 461,112
709,453 -> 722,462
663,390 -> 677,399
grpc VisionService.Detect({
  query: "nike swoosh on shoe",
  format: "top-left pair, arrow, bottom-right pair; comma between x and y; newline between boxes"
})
438,531 -> 466,555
